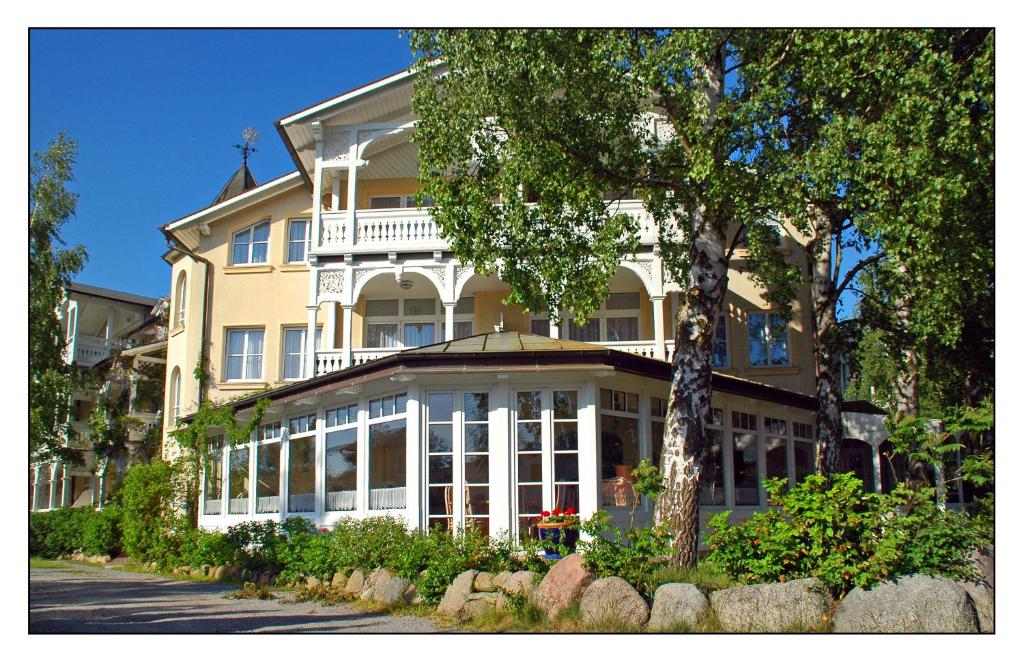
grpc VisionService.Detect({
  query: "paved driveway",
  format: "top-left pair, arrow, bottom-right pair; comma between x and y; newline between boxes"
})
30,561 -> 442,633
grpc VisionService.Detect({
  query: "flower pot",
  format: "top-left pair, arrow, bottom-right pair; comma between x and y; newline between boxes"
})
536,521 -> 579,556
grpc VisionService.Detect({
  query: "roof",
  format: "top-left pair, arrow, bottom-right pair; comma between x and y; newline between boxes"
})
67,282 -> 160,308
198,332 -> 865,419
211,163 -> 258,205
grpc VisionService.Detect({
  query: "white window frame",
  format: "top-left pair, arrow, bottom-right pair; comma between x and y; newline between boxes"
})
174,272 -> 187,328
225,328 -> 265,381
281,325 -> 322,380
598,389 -> 642,510
286,218 -> 311,263
171,368 -> 182,424
364,298 -> 443,349
367,392 -> 409,511
254,422 -> 283,514
712,314 -> 729,368
747,311 -> 791,367
368,194 -> 433,209
324,403 -> 359,513
560,291 -> 643,343
285,412 -> 318,514
231,220 -> 270,265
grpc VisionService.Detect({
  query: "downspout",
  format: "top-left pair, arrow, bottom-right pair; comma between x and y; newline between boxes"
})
161,228 -> 212,407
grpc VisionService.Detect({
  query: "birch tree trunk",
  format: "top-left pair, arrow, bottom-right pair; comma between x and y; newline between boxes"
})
893,263 -> 929,488
806,207 -> 843,477
656,216 -> 729,567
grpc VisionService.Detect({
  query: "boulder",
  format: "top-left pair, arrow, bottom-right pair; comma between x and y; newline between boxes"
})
461,592 -> 502,621
189,567 -> 206,579
405,582 -> 421,605
377,576 -> 412,607
474,571 -> 497,592
438,569 -> 479,618
648,583 -> 709,631
833,575 -> 979,633
361,568 -> 394,601
345,568 -> 367,596
306,576 -> 322,590
579,577 -> 650,628
533,554 -> 593,618
258,571 -> 276,586
505,571 -> 539,596
331,571 -> 348,588
213,565 -> 227,582
493,571 -> 513,591
207,566 -> 217,579
961,546 -> 994,633
710,578 -> 831,632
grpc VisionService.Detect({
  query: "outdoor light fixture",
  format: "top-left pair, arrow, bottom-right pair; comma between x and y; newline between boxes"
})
399,279 -> 413,290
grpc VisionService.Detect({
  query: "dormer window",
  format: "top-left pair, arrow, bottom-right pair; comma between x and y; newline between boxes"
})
232,220 -> 270,265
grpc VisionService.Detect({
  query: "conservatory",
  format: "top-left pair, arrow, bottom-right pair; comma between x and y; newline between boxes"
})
195,332 -> 886,537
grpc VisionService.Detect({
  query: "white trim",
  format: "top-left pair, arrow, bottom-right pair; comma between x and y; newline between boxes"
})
278,69 -> 416,126
164,172 -> 304,232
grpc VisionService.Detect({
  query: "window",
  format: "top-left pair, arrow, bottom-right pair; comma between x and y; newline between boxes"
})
651,397 -> 668,468
793,422 -> 815,484
365,297 -> 456,348
228,445 -> 250,514
748,312 -> 789,366
231,220 -> 270,265
712,315 -> 729,368
530,316 -> 552,337
765,417 -> 789,484
427,392 -> 455,531
226,329 -> 264,381
368,393 -> 407,509
255,423 -> 281,513
515,391 -> 544,535
368,194 -> 434,209
562,292 -> 642,343
732,411 -> 760,506
287,413 -> 316,513
282,327 -> 322,380
514,389 -> 579,536
600,388 -> 639,414
463,392 -> 490,535
170,367 -> 182,424
600,392 -> 640,509
174,272 -> 187,328
204,436 -> 224,515
287,218 -> 311,263
451,296 -> 475,340
700,408 -> 726,505
325,404 -> 358,512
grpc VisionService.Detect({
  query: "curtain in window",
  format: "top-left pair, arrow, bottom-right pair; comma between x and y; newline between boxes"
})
251,223 -> 269,263
246,331 -> 264,379
283,329 -> 304,379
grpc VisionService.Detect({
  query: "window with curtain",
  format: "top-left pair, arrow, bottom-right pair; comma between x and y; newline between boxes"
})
231,221 -> 270,265
287,218 -> 310,262
282,327 -> 321,380
748,312 -> 790,366
226,329 -> 264,380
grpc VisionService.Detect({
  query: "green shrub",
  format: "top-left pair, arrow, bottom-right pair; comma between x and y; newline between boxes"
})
120,460 -> 180,562
29,508 -> 98,558
577,511 -> 673,599
224,519 -> 286,572
82,505 -> 122,557
705,473 -> 990,597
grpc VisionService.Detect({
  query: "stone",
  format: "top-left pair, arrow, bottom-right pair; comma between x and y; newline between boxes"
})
710,578 -> 831,632
190,567 -> 206,579
345,568 -> 367,596
833,575 -> 979,633
493,571 -> 513,591
474,571 -> 496,592
207,566 -> 218,578
258,571 -> 276,586
533,555 -> 593,618
377,576 -> 412,607
404,582 -> 419,604
331,571 -> 348,588
961,546 -> 994,633
306,576 -> 322,590
579,577 -> 650,628
213,565 -> 227,582
461,592 -> 501,621
505,570 -> 540,596
361,568 -> 394,601
438,569 -> 479,618
648,583 -> 710,631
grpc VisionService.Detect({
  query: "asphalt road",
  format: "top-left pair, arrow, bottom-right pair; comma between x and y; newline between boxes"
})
29,561 -> 442,634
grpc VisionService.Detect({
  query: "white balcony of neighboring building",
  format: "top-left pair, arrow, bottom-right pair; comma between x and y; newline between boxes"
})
74,335 -> 113,367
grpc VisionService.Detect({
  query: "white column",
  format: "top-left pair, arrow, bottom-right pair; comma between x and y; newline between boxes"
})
651,295 -> 666,361
404,384 -> 422,529
31,465 -> 43,511
49,464 -> 62,510
871,443 -> 883,494
311,121 -> 324,251
330,175 -> 341,212
341,305 -> 354,369
577,381 -> 600,526
549,309 -> 560,339
325,302 -> 337,350
305,304 -> 318,378
443,302 -> 456,341
61,468 -> 72,507
346,130 -> 359,245
489,382 -> 511,536
106,308 -> 115,344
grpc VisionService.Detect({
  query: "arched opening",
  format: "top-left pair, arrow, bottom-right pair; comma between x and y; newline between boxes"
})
840,438 -> 875,492
560,266 -> 650,344
355,271 -> 445,352
457,272 -> 521,335
170,367 -> 182,425
174,271 -> 187,328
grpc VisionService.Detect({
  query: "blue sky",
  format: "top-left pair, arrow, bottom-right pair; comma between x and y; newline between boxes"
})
30,28 -> 414,299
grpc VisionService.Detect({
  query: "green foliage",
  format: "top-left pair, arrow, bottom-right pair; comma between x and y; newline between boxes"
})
29,508 -> 92,558
119,460 -> 181,562
82,505 -> 122,557
30,132 -> 87,464
577,510 -> 673,599
706,473 -> 990,597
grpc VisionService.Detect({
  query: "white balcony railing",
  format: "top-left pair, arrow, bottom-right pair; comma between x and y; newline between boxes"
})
75,335 -> 111,367
315,348 -> 400,376
602,340 -> 664,361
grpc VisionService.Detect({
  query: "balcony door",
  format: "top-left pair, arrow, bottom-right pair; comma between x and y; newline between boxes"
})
425,390 -> 491,535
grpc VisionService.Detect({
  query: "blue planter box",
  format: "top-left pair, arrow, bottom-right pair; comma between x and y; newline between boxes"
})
538,524 -> 579,556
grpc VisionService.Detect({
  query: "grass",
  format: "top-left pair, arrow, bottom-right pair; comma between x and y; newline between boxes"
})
30,557 -> 88,572
650,562 -> 738,593
225,582 -> 276,600
281,583 -> 350,606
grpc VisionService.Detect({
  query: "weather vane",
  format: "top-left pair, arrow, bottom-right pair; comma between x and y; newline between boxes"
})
234,127 -> 259,167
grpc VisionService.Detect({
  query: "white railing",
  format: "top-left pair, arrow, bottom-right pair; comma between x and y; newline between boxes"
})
369,486 -> 406,510
256,495 -> 280,514
319,209 -> 443,252
602,340 -> 665,361
289,492 -> 315,513
666,341 -> 676,360
352,348 -> 399,365
315,350 -> 347,376
204,499 -> 223,516
229,497 -> 249,514
75,335 -> 111,367
326,490 -> 357,511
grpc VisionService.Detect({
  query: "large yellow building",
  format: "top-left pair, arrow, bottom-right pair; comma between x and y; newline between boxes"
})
161,69 -> 890,536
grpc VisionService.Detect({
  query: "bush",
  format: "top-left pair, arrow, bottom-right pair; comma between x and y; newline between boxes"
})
120,460 -> 180,562
82,505 -> 122,557
29,508 -> 97,558
577,511 -> 673,599
705,473 -> 990,597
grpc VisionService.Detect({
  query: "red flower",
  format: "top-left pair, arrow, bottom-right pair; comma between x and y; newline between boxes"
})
565,507 -> 575,515
541,510 -> 551,518
552,508 -> 562,517
320,527 -> 328,533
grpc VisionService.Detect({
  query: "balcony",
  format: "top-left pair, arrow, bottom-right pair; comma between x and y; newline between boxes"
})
317,201 -> 660,254
75,335 -> 112,367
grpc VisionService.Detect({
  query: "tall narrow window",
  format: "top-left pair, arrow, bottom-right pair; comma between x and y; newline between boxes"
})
228,445 -> 250,514
765,417 -> 789,484
748,312 -> 790,366
226,329 -> 264,380
255,422 -> 281,513
732,411 -> 760,506
600,389 -> 640,508
712,315 -> 729,368
204,436 -> 224,515
515,391 -> 543,535
287,218 -> 310,263
463,392 -> 490,535
552,390 -> 579,513
793,422 -> 815,484
174,272 -> 187,328
368,393 -> 407,510
604,292 -> 641,342
650,397 -> 668,469
286,413 -> 316,513
427,392 -> 455,531
170,367 -> 182,424
282,327 -> 321,380
325,404 -> 358,512
231,221 -> 270,265
453,297 -> 475,339
700,407 -> 726,505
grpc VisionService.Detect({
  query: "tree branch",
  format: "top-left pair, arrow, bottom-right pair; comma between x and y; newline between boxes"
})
836,252 -> 886,299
